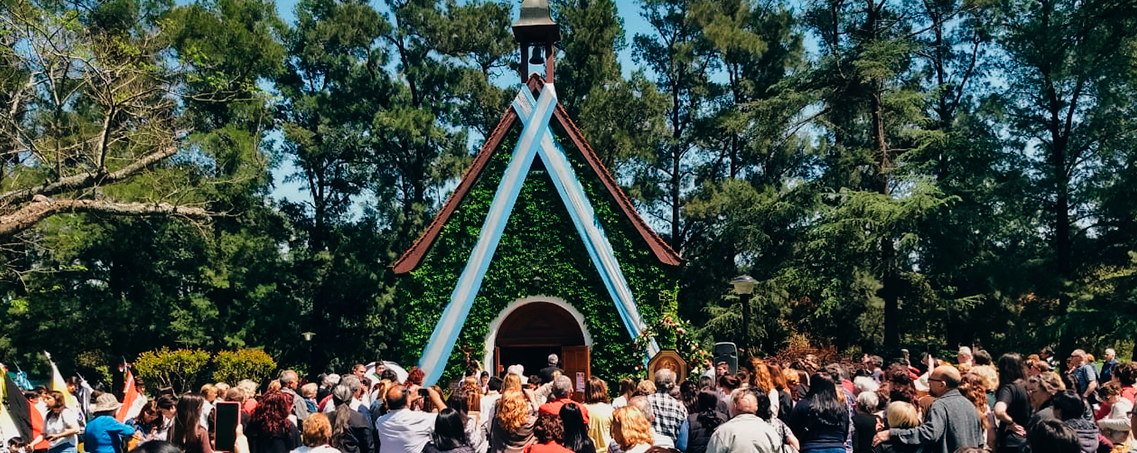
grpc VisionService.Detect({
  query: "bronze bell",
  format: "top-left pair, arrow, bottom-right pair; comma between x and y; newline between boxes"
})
513,0 -> 560,44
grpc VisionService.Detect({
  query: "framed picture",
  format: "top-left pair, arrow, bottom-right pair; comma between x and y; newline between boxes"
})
648,350 -> 687,383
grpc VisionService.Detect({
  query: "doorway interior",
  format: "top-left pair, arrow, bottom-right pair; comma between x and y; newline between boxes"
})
491,300 -> 591,394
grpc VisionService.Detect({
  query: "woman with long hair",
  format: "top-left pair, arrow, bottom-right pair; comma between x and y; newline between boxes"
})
247,391 -> 300,453
612,378 -> 636,409
327,385 -> 373,453
42,391 -> 81,453
292,414 -> 339,453
127,401 -> 163,444
447,386 -> 488,453
959,372 -> 993,449
424,409 -> 474,453
559,403 -> 594,453
489,390 -> 536,453
580,377 -> 612,450
993,354 -> 1030,453
170,394 -> 213,453
610,407 -> 652,453
787,374 -> 849,453
750,359 -> 782,419
678,390 -> 728,453
767,363 -> 794,423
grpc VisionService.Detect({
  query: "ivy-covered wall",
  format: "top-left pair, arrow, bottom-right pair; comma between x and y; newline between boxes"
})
396,116 -> 680,385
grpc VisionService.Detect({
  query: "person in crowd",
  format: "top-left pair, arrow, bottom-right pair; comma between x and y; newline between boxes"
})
448,385 -> 488,453
766,363 -> 794,423
1027,373 -> 1065,425
958,347 -> 975,371
1049,392 -> 1097,453
1096,382 -> 1132,445
1099,350 -> 1119,385
718,375 -> 741,409
782,371 -> 801,402
1068,351 -> 1098,401
996,352 -> 1032,453
560,402 -> 595,453
705,389 -> 782,453
318,375 -> 341,409
626,396 -> 671,448
7,438 -> 26,453
864,356 -> 884,384
645,370 -> 686,446
958,372 -> 992,448
301,384 -> 319,414
376,384 -> 445,453
540,356 -> 563,387
755,385 -> 798,451
872,366 -> 983,453
1040,348 -> 1057,370
292,414 -> 339,453
424,408 -> 475,453
247,391 -> 301,453
539,376 -> 589,424
238,381 -> 260,415
613,379 -> 636,410
676,390 -> 727,453
1113,362 -> 1136,404
610,407 -> 653,453
42,391 -> 81,453
327,385 -> 373,453
524,413 -> 572,453
483,377 -> 505,427
750,359 -> 782,420
851,391 -> 878,453
85,393 -> 137,453
279,370 -> 310,424
788,374 -> 848,453
1027,420 -> 1081,453
170,394 -> 213,453
489,389 -> 536,453
882,365 -> 917,405
127,401 -> 164,444
679,381 -> 699,415
581,377 -> 613,450
875,402 -> 920,453
201,384 -> 218,429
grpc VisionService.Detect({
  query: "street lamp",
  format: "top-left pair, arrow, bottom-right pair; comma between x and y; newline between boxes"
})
731,275 -> 757,354
301,332 -> 315,379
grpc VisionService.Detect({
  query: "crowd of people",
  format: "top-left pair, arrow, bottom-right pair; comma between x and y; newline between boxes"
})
3,347 -> 1134,453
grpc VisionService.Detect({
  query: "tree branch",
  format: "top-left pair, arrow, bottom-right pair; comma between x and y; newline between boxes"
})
0,197 -> 211,237
0,143 -> 179,207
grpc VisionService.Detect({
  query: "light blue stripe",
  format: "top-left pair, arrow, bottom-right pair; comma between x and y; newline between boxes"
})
512,88 -> 647,342
418,85 -> 559,386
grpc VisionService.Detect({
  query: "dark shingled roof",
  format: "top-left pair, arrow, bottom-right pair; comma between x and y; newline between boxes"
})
391,74 -> 682,274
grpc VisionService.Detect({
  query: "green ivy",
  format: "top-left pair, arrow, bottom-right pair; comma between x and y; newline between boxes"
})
396,115 -> 680,385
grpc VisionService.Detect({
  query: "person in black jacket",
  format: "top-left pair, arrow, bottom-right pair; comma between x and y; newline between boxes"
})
328,385 -> 374,453
679,391 -> 728,453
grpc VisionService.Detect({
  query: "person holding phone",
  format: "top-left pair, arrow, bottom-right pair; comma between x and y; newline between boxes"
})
42,391 -> 81,453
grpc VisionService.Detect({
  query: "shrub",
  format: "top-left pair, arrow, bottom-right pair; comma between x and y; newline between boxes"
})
134,347 -> 210,394
212,349 -> 276,385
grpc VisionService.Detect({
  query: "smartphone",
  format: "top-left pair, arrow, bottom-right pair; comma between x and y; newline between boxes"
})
214,401 -> 240,452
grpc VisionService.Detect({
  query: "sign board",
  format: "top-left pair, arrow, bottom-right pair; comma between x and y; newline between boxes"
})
648,349 -> 687,383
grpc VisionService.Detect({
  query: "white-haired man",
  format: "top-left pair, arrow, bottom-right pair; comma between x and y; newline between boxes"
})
1101,348 -> 1119,384
706,388 -> 782,453
648,369 -> 688,445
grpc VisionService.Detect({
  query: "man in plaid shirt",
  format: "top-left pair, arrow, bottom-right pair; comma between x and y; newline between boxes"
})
647,369 -> 688,444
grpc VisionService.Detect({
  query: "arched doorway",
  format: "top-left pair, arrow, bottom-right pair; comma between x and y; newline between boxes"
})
485,298 -> 591,392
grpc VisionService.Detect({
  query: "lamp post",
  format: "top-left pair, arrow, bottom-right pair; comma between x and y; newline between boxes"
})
301,332 -> 315,378
731,275 -> 756,354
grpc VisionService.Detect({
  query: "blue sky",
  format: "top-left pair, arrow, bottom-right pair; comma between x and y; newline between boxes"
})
266,0 -> 656,207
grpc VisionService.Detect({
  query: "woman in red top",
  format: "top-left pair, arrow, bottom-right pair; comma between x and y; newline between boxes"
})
523,413 -> 573,453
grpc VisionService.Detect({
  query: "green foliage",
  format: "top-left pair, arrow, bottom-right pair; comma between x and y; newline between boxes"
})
398,121 -> 679,384
212,349 -> 277,384
135,347 -> 211,394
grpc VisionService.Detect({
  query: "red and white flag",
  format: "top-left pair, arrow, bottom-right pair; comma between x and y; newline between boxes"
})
116,369 -> 145,421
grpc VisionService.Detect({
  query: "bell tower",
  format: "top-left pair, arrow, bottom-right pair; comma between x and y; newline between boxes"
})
512,0 -> 560,83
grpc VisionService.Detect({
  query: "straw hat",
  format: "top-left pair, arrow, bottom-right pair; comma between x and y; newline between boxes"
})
92,393 -> 122,413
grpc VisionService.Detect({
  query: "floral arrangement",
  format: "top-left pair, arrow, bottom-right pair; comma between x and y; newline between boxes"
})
634,291 -> 711,370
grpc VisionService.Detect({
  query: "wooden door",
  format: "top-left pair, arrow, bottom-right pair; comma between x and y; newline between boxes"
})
494,346 -> 501,376
561,345 -> 590,402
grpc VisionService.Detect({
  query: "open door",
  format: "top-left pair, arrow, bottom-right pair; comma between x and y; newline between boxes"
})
561,345 -> 590,402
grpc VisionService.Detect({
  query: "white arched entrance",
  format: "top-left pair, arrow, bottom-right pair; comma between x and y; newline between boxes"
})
483,296 -> 592,383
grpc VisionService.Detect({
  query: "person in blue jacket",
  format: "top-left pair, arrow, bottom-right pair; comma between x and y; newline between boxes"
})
85,394 -> 138,453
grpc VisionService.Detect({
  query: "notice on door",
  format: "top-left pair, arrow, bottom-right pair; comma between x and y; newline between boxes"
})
576,372 -> 585,392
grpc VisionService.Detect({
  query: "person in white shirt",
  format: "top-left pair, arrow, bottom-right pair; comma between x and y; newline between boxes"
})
42,391 -> 81,453
374,385 -> 446,453
706,389 -> 783,453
